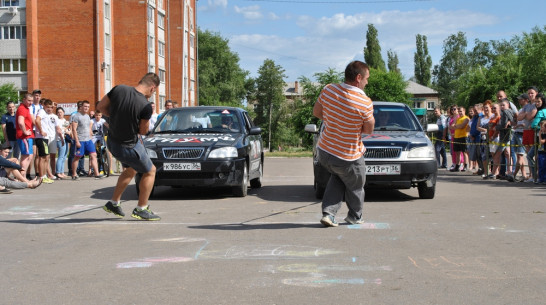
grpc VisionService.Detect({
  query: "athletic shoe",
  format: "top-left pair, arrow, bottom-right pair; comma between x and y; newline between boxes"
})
131,206 -> 161,221
483,174 -> 495,179
71,175 -> 80,181
42,177 -> 54,184
320,215 -> 338,227
78,170 -> 89,177
103,201 -> 125,218
506,175 -> 515,182
94,174 -> 106,180
344,214 -> 364,225
449,164 -> 456,171
449,165 -> 460,172
526,178 -> 536,183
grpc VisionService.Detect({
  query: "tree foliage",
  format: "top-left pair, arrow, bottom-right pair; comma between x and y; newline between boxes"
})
432,32 -> 468,107
387,49 -> 400,74
366,68 -> 411,104
364,24 -> 386,72
414,34 -> 432,86
197,28 -> 249,107
254,59 -> 287,150
0,83 -> 19,112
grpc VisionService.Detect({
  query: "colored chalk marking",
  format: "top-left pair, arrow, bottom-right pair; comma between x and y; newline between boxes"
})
117,262 -> 153,269
347,222 -> 390,229
116,257 -> 193,269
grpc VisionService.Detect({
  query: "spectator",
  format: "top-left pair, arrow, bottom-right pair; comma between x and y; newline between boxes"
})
477,100 -> 494,177
148,101 -> 158,132
433,107 -> 447,168
55,107 -> 69,179
508,93 -> 536,182
1,101 -> 20,159
537,120 -> 546,184
484,103 -> 501,179
449,106 -> 470,172
70,100 -> 104,180
527,93 -> 546,183
35,99 -> 60,184
67,102 -> 86,177
447,105 -> 460,171
0,142 -> 42,189
492,99 -> 515,179
91,110 -> 110,175
469,104 -> 484,174
496,90 -> 517,175
15,93 -> 35,180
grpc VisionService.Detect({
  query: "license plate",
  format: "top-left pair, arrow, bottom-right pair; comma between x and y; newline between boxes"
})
366,164 -> 400,175
163,162 -> 201,171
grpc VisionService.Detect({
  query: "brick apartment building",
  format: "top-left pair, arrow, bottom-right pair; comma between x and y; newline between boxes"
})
0,0 -> 197,113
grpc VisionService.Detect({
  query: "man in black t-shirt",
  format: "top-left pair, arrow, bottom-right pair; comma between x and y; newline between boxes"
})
97,73 -> 161,221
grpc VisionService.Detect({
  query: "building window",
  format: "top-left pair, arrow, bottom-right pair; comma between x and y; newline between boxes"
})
158,41 -> 165,57
2,0 -> 20,6
427,101 -> 435,110
1,26 -> 26,40
148,35 -> 154,52
158,13 -> 165,29
104,2 -> 110,19
157,0 -> 163,10
147,6 -> 154,23
0,59 -> 26,72
105,33 -> 111,49
158,69 -> 165,83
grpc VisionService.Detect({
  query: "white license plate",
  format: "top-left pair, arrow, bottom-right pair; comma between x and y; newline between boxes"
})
366,164 -> 400,175
164,162 -> 201,171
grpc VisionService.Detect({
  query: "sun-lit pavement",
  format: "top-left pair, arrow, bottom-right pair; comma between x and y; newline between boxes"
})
1,157 -> 545,304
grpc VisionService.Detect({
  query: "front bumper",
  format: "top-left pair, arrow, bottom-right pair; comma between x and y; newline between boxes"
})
151,158 -> 246,187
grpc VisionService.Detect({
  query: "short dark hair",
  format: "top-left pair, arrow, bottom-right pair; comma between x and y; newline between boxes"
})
344,61 -> 369,83
139,72 -> 160,87
43,99 -> 53,106
528,86 -> 539,93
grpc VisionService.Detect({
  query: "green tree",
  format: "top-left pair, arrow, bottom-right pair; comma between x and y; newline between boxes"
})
197,28 -> 249,106
387,49 -> 400,74
254,59 -> 287,151
517,26 -> 546,90
366,68 -> 411,104
0,82 -> 19,112
432,31 -> 469,107
414,34 -> 432,86
364,24 -> 386,72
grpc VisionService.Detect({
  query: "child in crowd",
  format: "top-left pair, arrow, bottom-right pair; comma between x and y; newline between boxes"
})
91,110 -> 108,175
537,120 -> 546,184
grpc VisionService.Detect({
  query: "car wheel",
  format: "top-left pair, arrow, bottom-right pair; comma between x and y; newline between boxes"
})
417,181 -> 435,199
233,162 -> 249,197
135,173 -> 155,199
314,181 -> 325,199
250,161 -> 263,189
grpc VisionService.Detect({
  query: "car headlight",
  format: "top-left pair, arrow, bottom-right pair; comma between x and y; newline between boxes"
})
146,148 -> 158,159
209,147 -> 238,159
408,146 -> 434,158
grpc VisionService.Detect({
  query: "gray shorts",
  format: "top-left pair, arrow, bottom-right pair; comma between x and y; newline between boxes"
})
107,138 -> 153,174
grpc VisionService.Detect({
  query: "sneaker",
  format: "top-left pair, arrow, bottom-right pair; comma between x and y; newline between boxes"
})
320,215 -> 338,227
461,164 -> 467,172
483,174 -> 495,179
344,214 -> 364,225
506,175 -> 515,182
131,206 -> 161,221
449,164 -> 456,171
526,178 -> 536,183
78,170 -> 89,177
103,201 -> 125,218
94,174 -> 106,180
71,175 -> 80,181
42,177 -> 54,184
449,165 -> 460,172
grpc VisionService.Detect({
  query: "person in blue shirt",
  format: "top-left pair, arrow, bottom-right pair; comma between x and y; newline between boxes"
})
433,107 -> 447,168
1,101 -> 20,159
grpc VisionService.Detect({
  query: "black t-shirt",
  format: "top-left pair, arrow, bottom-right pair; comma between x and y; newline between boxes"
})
107,85 -> 153,147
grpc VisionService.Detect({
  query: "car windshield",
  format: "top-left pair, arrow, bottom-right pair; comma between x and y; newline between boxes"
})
153,108 -> 241,134
373,105 -> 422,131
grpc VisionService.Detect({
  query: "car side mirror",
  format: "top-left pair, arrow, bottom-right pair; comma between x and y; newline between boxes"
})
249,127 -> 262,135
304,124 -> 318,134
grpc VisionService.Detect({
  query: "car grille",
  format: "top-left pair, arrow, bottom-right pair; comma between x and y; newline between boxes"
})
364,147 -> 402,159
162,147 -> 205,159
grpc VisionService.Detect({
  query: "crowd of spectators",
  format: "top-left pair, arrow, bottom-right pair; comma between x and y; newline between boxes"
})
434,87 -> 546,184
0,89 -> 133,194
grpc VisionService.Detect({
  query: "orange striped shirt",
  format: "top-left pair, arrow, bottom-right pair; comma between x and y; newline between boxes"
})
317,83 -> 374,161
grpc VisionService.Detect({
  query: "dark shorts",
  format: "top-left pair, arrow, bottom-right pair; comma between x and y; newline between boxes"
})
453,137 -> 467,152
35,138 -> 49,157
107,139 -> 153,174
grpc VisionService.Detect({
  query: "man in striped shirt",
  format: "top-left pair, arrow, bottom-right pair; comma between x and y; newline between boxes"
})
313,61 -> 375,227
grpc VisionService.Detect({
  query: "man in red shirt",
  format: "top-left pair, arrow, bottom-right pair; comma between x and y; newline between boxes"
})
15,94 -> 35,177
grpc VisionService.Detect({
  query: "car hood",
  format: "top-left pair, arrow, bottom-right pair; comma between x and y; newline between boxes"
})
143,133 -> 241,148
362,131 -> 430,149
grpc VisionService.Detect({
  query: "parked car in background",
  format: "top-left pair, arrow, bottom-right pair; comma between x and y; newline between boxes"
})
138,106 -> 264,197
305,101 -> 439,199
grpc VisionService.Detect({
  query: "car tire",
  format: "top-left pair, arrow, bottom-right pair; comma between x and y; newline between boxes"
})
250,161 -> 263,189
233,162 -> 249,197
417,181 -> 435,199
314,181 -> 325,199
135,173 -> 155,199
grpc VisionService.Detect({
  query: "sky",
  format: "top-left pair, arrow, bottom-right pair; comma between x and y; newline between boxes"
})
197,0 -> 545,82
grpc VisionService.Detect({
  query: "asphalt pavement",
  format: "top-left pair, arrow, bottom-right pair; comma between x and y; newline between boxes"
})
1,157 -> 545,304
